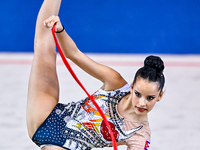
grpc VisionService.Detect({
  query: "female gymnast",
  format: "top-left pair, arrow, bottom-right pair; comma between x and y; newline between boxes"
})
26,0 -> 165,150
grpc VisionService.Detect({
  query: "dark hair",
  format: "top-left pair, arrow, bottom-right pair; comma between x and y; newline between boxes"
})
133,55 -> 165,93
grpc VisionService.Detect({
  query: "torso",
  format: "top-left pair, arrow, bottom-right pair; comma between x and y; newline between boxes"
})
32,84 -> 151,150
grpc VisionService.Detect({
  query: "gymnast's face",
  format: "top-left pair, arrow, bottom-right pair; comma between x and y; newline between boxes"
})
130,77 -> 163,117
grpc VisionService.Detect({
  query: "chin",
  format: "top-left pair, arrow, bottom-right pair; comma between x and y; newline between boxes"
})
137,112 -> 147,116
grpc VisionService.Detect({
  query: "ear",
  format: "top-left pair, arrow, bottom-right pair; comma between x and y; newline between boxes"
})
157,91 -> 163,102
130,83 -> 134,93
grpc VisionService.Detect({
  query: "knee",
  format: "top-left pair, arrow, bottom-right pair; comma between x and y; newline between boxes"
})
34,39 -> 57,57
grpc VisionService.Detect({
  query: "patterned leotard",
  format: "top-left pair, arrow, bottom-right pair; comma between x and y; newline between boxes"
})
32,84 -> 151,150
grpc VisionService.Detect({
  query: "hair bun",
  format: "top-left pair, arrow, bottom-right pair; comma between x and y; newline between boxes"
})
144,55 -> 164,72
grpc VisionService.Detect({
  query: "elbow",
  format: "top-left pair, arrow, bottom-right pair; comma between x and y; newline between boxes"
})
63,48 -> 81,62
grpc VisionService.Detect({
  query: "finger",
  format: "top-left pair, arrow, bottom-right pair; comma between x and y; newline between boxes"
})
47,15 -> 56,22
50,17 -> 62,30
51,16 -> 60,25
43,15 -> 61,30
43,19 -> 52,28
43,15 -> 56,28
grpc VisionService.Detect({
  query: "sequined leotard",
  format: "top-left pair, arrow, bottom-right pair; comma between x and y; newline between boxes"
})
32,84 -> 151,150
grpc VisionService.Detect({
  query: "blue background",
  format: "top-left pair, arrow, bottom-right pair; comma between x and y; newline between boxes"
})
1,0 -> 200,54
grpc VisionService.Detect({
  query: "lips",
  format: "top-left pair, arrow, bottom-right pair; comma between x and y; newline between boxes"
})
136,107 -> 147,112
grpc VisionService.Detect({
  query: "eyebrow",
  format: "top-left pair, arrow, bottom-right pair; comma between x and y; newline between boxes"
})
134,89 -> 156,97
148,95 -> 156,97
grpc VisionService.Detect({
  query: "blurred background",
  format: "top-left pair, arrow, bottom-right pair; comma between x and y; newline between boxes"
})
1,0 -> 200,54
0,0 -> 200,150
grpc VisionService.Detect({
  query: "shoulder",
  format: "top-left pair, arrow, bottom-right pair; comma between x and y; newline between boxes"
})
103,70 -> 128,91
96,83 -> 131,95
124,121 -> 151,150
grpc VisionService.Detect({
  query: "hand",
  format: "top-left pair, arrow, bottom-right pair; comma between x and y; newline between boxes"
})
43,15 -> 63,32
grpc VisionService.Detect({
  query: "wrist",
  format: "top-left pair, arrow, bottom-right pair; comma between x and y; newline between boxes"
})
55,25 -> 65,33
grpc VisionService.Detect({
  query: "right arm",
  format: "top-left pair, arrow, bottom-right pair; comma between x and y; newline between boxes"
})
44,16 -> 127,91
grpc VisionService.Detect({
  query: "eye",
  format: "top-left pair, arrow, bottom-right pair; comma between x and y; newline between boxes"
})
134,91 -> 141,97
147,96 -> 155,101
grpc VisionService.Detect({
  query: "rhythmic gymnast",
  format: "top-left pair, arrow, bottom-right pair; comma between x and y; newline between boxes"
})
26,0 -> 165,150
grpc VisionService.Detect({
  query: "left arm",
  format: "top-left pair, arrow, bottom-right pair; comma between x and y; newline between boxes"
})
44,16 -> 127,91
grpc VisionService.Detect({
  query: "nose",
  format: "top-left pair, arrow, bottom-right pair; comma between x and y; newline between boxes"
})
139,98 -> 146,107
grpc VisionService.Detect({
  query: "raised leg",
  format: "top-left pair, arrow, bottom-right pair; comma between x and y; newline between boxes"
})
26,0 -> 62,138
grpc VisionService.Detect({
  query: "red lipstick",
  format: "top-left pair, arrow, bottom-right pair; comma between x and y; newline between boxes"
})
137,107 -> 146,112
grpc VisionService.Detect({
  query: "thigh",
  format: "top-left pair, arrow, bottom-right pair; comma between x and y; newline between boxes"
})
42,145 -> 70,150
27,0 -> 62,139
27,43 -> 59,138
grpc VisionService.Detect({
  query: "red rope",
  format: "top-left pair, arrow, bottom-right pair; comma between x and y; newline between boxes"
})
51,25 -> 118,150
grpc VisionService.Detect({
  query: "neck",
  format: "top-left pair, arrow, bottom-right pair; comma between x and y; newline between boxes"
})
118,94 -> 148,121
